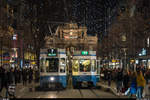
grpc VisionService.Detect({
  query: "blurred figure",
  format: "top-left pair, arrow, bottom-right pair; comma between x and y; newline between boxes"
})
22,67 -> 27,86
123,70 -> 129,93
18,68 -> 22,83
0,66 -> 9,97
136,70 -> 146,99
128,72 -> 137,97
107,68 -> 112,86
28,67 -> 33,84
9,67 -> 14,85
14,67 -> 18,85
35,67 -> 39,83
116,68 -> 123,95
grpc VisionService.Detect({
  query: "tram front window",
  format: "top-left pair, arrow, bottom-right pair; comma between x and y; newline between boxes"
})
72,60 -> 79,72
80,59 -> 91,72
46,58 -> 59,72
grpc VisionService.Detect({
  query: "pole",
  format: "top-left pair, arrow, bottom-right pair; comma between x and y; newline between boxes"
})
1,37 -> 3,66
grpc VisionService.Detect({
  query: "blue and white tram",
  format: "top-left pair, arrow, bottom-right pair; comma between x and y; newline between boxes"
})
39,48 -> 67,89
72,51 -> 100,88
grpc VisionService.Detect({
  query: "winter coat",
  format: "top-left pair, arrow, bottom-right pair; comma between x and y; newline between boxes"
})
116,71 -> 123,81
136,71 -> 146,87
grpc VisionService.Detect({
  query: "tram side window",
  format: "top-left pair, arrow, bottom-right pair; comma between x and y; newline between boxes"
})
60,58 -> 65,73
46,58 -> 59,72
80,60 -> 91,72
91,60 -> 96,72
72,60 -> 79,72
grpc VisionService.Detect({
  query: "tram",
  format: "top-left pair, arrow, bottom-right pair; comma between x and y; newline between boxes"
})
39,48 -> 67,89
72,50 -> 100,88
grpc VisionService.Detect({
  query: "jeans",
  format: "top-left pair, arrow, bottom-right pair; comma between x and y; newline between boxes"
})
136,86 -> 144,99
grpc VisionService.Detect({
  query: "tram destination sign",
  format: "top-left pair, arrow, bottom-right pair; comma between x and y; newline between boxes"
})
81,51 -> 89,55
47,49 -> 57,56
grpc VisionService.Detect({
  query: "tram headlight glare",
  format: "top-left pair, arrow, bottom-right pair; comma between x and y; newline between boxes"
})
50,77 -> 54,81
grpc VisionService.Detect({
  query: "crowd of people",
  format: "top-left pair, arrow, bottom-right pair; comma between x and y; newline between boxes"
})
100,65 -> 150,99
0,64 -> 40,97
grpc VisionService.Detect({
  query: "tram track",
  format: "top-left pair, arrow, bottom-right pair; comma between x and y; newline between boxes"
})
89,88 -> 100,98
78,89 -> 84,97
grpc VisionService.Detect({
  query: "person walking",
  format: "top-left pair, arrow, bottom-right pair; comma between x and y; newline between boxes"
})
107,68 -> 112,86
116,68 -> 123,95
28,67 -> 33,84
14,67 -> 18,85
22,67 -> 27,86
136,70 -> 146,99
127,71 -> 137,98
9,67 -> 14,85
0,66 -> 9,98
123,70 -> 130,93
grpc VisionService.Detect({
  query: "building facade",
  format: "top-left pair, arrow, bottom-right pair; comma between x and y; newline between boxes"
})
44,22 -> 98,53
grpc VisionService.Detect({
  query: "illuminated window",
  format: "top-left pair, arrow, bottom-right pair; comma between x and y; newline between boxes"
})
72,60 -> 79,72
79,59 -> 91,72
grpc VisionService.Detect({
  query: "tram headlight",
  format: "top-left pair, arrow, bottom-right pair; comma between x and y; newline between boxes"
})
50,77 -> 55,81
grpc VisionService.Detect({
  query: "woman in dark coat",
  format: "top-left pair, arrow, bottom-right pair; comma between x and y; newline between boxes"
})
123,71 -> 129,92
22,67 -> 27,86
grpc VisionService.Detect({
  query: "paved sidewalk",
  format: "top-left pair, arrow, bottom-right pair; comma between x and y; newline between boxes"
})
0,82 -> 39,98
97,80 -> 123,97
97,80 -> 150,98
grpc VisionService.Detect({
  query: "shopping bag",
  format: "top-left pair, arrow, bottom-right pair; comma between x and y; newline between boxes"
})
125,88 -> 130,95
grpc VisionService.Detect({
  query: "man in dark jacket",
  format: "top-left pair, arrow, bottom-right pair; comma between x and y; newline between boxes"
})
28,67 -> 33,84
116,68 -> 123,94
14,67 -> 18,85
107,69 -> 112,86
0,66 -> 9,97
22,67 -> 27,86
123,71 -> 129,92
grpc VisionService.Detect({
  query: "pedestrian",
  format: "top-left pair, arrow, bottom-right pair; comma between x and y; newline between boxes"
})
14,67 -> 18,85
22,67 -> 27,86
116,68 -> 123,95
9,67 -> 14,85
123,70 -> 129,93
28,67 -> 33,84
18,68 -> 22,83
0,66 -> 9,98
126,71 -> 137,98
107,68 -> 112,86
104,68 -> 107,83
35,67 -> 39,83
136,70 -> 146,99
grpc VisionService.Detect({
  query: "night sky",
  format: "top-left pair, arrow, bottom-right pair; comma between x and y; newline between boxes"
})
5,0 -> 120,39
72,0 -> 119,36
